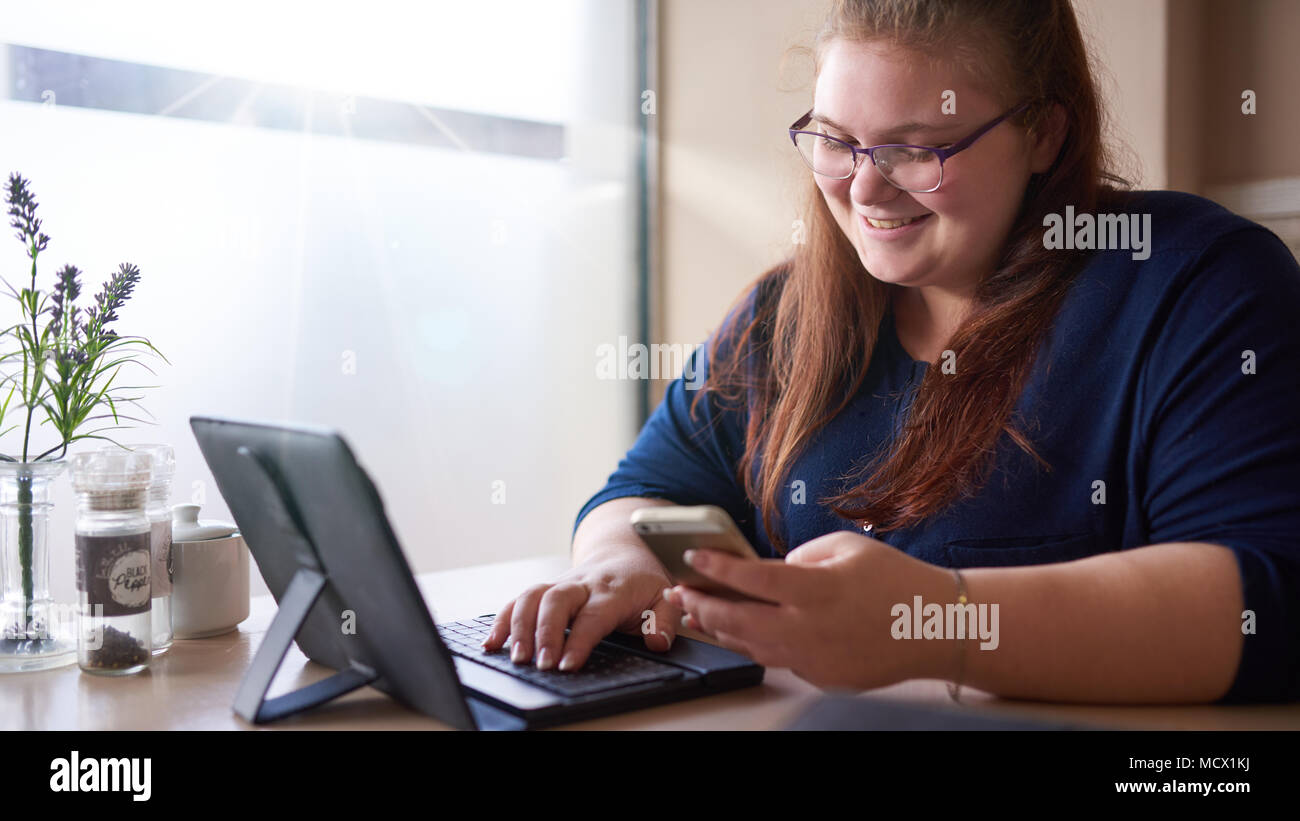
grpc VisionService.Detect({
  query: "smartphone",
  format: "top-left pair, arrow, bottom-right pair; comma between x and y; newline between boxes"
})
630,505 -> 767,602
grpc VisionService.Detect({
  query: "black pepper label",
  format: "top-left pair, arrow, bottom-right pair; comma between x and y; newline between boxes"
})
151,520 -> 172,597
76,532 -> 151,617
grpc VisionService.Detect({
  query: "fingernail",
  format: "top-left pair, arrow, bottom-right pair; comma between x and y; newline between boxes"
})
662,586 -> 676,604
683,549 -> 697,567
537,648 -> 553,670
559,653 -> 577,671
511,642 -> 527,663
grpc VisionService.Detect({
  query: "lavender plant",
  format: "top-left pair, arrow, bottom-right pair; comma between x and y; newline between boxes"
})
2,172 -> 166,641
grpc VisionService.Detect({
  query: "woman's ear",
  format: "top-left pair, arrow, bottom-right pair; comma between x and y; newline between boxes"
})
1028,102 -> 1068,174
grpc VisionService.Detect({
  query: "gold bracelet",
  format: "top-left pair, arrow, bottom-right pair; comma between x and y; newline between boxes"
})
946,568 -> 968,703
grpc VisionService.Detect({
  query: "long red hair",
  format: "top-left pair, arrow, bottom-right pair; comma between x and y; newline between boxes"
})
692,0 -> 1128,554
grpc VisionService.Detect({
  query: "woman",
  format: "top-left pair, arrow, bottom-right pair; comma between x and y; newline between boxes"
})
484,0 -> 1300,703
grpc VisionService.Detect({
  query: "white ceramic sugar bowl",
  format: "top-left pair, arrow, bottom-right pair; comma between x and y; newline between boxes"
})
170,504 -> 250,638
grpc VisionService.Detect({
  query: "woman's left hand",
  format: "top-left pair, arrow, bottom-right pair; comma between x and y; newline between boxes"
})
663,529 -> 956,691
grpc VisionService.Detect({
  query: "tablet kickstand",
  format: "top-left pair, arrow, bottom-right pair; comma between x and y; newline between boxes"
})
230,444 -> 380,724
233,565 -> 380,724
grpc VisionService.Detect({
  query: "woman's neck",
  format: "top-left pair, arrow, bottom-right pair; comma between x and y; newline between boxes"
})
890,284 -> 974,364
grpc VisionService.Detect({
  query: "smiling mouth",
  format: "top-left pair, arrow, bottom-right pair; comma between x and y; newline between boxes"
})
864,214 -> 929,229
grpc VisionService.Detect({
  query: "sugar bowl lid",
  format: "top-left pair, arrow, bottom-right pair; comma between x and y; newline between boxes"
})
172,503 -> 238,541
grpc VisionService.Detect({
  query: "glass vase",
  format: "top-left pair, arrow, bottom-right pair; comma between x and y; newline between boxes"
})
0,461 -> 76,672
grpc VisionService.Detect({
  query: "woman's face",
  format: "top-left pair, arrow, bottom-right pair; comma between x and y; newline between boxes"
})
812,39 -> 1050,295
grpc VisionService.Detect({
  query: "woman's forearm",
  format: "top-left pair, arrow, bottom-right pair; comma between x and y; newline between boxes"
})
953,542 -> 1245,703
570,496 -> 675,570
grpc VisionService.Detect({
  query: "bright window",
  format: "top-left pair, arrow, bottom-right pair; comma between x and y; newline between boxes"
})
0,1 -> 645,600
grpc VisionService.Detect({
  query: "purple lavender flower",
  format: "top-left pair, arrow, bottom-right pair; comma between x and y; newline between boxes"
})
5,173 -> 50,257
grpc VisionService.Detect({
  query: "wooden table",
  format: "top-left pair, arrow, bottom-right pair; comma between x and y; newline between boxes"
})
5,556 -> 1297,730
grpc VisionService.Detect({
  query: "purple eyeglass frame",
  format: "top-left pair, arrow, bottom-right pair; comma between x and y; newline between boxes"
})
788,101 -> 1032,192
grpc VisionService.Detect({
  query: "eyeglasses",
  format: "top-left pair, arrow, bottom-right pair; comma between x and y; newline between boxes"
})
788,102 -> 1031,193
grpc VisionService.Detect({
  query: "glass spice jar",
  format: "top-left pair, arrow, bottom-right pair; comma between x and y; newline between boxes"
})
114,445 -> 177,655
71,450 -> 154,676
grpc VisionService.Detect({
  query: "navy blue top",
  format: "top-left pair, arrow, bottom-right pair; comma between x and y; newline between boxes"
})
574,190 -> 1300,703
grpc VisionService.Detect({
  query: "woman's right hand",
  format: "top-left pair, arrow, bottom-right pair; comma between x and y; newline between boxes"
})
480,546 -> 680,672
